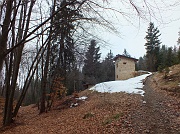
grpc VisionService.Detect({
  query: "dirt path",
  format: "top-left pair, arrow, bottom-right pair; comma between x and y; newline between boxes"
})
130,76 -> 180,134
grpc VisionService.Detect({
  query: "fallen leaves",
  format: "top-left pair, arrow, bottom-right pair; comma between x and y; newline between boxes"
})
0,90 -> 140,134
1,68 -> 180,134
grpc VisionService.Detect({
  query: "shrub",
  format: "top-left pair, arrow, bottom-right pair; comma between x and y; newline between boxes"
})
158,65 -> 164,73
164,67 -> 170,79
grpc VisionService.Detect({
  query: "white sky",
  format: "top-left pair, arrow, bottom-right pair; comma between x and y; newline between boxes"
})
28,0 -> 180,60
98,0 -> 180,59
89,72 -> 152,96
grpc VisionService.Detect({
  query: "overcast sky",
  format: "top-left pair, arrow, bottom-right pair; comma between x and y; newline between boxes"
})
98,0 -> 180,59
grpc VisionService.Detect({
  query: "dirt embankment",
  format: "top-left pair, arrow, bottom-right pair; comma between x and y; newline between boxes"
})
152,64 -> 180,98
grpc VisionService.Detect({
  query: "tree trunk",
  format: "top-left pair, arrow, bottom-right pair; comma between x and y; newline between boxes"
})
39,0 -> 56,114
13,40 -> 48,118
3,0 -> 35,126
0,0 -> 13,74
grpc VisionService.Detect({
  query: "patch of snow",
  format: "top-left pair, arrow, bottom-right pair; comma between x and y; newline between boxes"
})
89,73 -> 152,96
138,70 -> 149,73
70,103 -> 78,108
178,83 -> 180,87
74,103 -> 78,106
70,96 -> 88,108
76,96 -> 88,100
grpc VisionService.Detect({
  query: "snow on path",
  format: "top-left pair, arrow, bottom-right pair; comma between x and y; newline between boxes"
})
89,73 -> 152,96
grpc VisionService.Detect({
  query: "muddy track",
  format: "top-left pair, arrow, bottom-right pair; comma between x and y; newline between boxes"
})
130,75 -> 180,134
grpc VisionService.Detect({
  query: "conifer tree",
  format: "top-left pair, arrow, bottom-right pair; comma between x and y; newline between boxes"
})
178,31 -> 180,44
178,47 -> 180,63
166,47 -> 174,67
144,22 -> 161,72
83,40 -> 101,84
137,56 -> 147,71
122,49 -> 131,57
51,0 -> 82,77
158,45 -> 167,70
100,50 -> 115,82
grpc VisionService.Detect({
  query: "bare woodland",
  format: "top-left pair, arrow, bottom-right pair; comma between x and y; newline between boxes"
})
0,0 -> 179,127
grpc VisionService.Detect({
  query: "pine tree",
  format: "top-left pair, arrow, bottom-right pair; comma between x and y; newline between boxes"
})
83,40 -> 101,84
178,31 -> 180,44
122,49 -> 131,57
49,0 -> 83,96
144,22 -> 161,72
137,56 -> 147,71
157,45 -> 179,72
178,47 -> 180,63
166,47 -> 174,67
100,50 -> 115,82
158,45 -> 167,71
51,0 -> 82,77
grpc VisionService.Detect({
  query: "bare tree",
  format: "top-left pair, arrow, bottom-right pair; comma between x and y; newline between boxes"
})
2,0 -> 36,126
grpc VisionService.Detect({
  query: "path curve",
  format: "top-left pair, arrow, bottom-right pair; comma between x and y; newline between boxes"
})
130,75 -> 180,134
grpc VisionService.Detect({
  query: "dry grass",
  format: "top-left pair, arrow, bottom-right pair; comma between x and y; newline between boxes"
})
152,64 -> 180,97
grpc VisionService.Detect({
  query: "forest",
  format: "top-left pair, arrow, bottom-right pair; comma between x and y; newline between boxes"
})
0,0 -> 179,127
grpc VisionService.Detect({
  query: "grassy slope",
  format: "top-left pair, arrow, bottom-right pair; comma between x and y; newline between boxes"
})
152,64 -> 180,97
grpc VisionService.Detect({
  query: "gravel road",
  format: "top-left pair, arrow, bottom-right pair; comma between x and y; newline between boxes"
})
130,76 -> 180,134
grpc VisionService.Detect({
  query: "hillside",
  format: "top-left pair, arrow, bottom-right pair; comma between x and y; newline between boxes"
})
151,64 -> 180,97
0,64 -> 179,133
0,91 -> 143,133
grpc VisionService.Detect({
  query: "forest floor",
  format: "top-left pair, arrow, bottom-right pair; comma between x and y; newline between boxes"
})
0,64 -> 180,134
